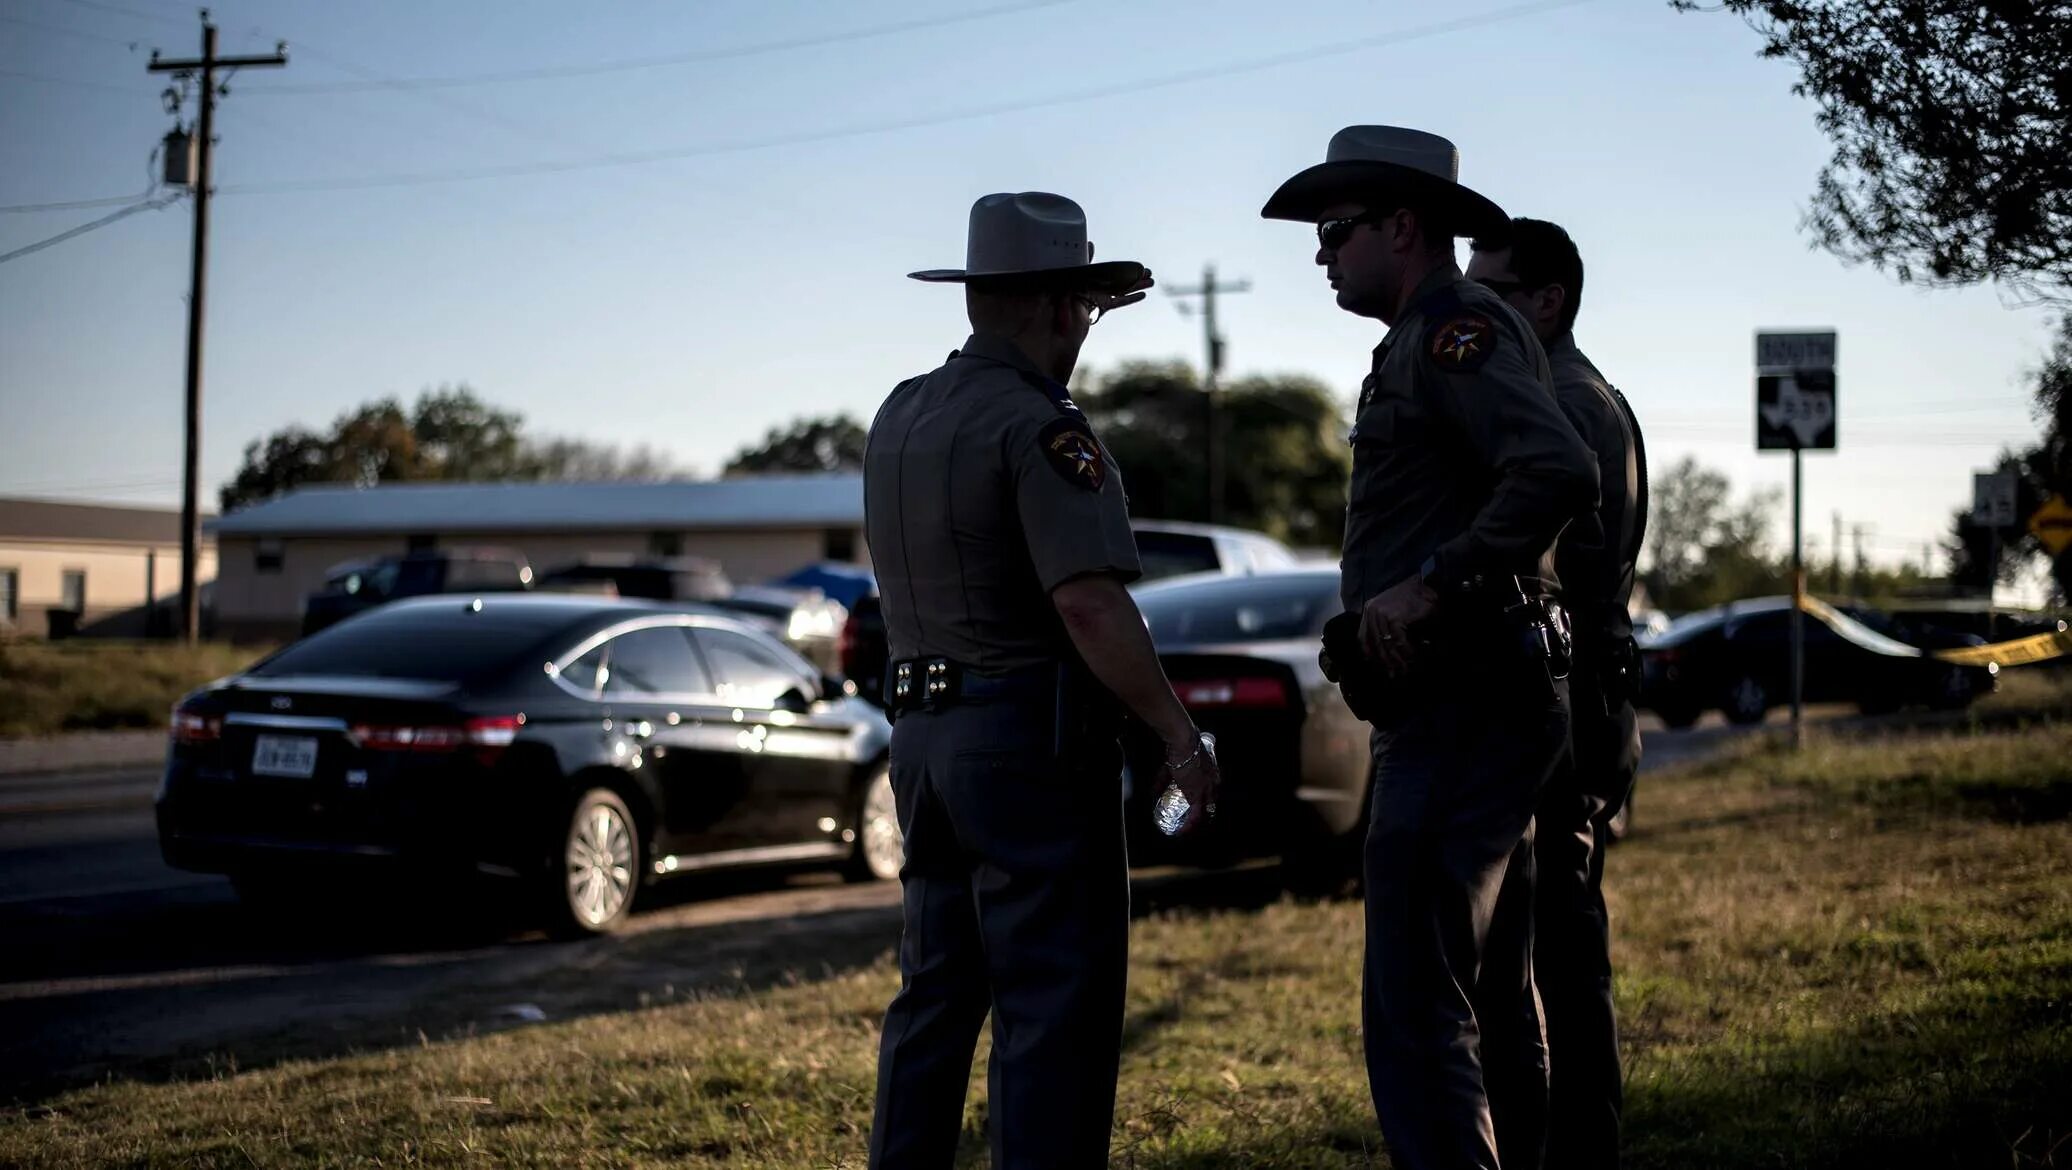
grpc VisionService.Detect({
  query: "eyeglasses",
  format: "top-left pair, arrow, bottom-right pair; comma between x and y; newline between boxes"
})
1316,211 -> 1392,250
1072,295 -> 1107,325
1475,277 -> 1537,297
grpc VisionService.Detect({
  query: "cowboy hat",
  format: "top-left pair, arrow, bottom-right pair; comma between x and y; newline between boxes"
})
1260,125 -> 1508,237
909,191 -> 1147,292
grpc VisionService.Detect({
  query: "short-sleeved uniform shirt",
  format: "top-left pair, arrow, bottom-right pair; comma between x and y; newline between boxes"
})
1342,266 -> 1599,614
864,332 -> 1141,674
1545,331 -> 1648,648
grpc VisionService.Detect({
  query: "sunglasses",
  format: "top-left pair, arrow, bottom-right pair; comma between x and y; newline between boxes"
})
1316,211 -> 1395,250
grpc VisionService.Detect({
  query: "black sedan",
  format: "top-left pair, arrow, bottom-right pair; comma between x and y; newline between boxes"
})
158,595 -> 898,935
1638,596 -> 1997,728
1124,569 -> 1372,891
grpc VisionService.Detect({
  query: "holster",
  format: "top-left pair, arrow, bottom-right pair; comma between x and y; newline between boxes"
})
1587,635 -> 1641,708
1319,578 -> 1573,722
1319,611 -> 1426,723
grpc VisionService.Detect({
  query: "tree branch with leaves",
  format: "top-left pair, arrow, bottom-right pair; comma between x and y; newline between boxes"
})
1676,0 -> 2072,301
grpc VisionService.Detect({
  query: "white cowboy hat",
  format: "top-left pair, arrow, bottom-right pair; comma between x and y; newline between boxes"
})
1261,125 -> 1508,237
909,191 -> 1147,292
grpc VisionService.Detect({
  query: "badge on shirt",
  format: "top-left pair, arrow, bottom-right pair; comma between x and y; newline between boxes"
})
1039,417 -> 1107,491
1428,314 -> 1497,372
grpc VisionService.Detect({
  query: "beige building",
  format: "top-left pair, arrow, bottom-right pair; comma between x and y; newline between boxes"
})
209,475 -> 867,641
0,498 -> 218,639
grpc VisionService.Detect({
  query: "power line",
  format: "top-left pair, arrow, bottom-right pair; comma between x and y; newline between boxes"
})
62,0 -> 192,29
0,11 -> 145,48
0,476 -> 184,494
0,189 -> 155,214
250,0 -> 1088,94
0,194 -> 182,266
219,0 -> 1597,196
283,40 -> 627,165
0,66 -> 148,94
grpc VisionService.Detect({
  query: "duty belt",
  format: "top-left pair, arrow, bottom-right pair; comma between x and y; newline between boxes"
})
884,657 -> 1054,714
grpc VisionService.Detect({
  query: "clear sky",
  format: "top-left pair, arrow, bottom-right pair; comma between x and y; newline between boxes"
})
0,0 -> 2057,578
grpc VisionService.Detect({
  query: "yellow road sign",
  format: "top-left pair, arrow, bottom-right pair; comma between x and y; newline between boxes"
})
2029,494 -> 2072,557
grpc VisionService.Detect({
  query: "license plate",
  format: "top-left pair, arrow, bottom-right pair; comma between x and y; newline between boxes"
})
252,734 -> 318,778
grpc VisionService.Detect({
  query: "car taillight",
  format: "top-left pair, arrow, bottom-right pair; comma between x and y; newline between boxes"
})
170,703 -> 221,744
1175,677 -> 1290,709
350,714 -> 524,764
838,612 -> 860,674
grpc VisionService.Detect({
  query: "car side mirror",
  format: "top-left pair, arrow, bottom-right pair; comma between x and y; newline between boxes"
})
775,686 -> 812,714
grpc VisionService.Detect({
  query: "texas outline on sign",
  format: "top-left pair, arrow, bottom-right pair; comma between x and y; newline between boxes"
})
1757,370 -> 1837,449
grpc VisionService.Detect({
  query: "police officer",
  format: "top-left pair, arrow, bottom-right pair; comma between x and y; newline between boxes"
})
864,191 -> 1221,1170
1263,127 -> 1599,1170
1468,217 -> 1647,1169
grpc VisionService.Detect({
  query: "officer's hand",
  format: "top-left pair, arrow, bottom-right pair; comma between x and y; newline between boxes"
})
1360,576 -> 1438,678
1093,289 -> 1149,315
1088,270 -> 1156,317
1164,746 -> 1222,838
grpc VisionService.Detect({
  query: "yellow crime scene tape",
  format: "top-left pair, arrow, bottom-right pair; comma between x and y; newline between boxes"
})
1795,593 -> 2072,668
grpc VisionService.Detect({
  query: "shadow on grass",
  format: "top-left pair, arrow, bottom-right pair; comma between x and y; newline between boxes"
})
0,861 -> 1291,1108
1625,954 -> 2072,1169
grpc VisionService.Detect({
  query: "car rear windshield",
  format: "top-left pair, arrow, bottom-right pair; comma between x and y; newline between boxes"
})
1134,532 -> 1222,582
1136,574 -> 1337,644
250,604 -> 577,682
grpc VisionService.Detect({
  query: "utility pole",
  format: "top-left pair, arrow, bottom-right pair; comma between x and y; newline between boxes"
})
1851,523 -> 1869,598
1166,265 -> 1250,524
149,11 -> 287,643
1830,511 -> 1842,594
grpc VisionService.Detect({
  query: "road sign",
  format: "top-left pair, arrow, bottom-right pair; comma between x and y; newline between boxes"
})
2031,494 -> 2072,557
1973,471 -> 2019,527
1757,370 -> 1837,450
1756,330 -> 1837,451
1754,329 -> 1837,750
1756,330 -> 1837,372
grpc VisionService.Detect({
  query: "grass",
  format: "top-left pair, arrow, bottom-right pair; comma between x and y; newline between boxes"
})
0,638 -> 265,738
4,675 -> 2070,1167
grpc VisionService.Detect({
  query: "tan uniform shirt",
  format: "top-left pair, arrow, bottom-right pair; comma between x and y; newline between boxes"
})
1546,331 -> 1647,646
1342,265 -> 1598,612
864,333 -> 1141,673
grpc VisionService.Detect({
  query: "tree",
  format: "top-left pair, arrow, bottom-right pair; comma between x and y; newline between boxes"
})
525,437 -> 678,482
1073,361 -> 1353,550
327,398 -> 422,488
1675,0 -> 2072,300
219,386 -> 682,511
723,415 -> 867,475
1945,314 -> 2072,602
1641,456 -> 1791,611
411,386 -> 530,480
219,427 -> 331,514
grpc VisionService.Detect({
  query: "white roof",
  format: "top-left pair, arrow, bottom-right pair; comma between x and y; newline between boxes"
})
209,475 -> 863,537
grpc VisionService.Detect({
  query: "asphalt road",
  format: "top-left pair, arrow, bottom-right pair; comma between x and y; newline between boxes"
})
0,711 -> 1816,1104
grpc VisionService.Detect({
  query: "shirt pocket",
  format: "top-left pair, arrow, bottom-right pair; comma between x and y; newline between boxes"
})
1348,380 -> 1419,505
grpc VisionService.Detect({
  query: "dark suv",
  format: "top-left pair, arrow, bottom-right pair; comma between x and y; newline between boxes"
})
302,549 -> 532,635
1638,597 -> 1997,727
533,556 -> 733,603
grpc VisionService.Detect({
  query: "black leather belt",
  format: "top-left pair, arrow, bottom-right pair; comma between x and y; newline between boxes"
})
885,657 -> 1055,714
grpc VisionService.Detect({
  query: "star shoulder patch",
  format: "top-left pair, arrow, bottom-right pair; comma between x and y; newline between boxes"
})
1427,314 -> 1497,372
1038,417 -> 1107,491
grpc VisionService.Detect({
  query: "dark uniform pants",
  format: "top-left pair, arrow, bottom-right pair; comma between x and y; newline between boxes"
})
1363,662 -> 1567,1170
1533,671 -> 1638,1170
868,698 -> 1129,1170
